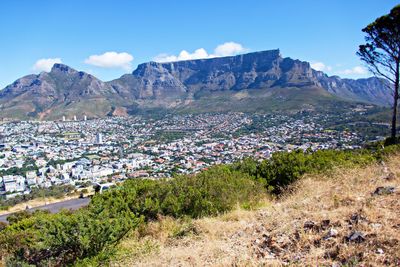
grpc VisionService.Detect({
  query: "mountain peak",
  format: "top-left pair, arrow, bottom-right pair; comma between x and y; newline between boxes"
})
50,63 -> 77,74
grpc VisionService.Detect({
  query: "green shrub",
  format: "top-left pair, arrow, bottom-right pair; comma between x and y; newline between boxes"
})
0,200 -> 142,265
91,165 -> 266,220
232,148 -> 377,193
0,222 -> 7,231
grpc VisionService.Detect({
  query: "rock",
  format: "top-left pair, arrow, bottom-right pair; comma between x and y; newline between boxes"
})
370,223 -> 382,229
233,230 -> 244,238
276,234 -> 291,247
304,220 -> 318,231
255,224 -> 266,233
252,233 -> 277,259
373,186 -> 395,195
263,253 -> 276,259
324,228 -> 339,240
346,231 -> 366,243
349,213 -> 367,225
320,219 -> 331,229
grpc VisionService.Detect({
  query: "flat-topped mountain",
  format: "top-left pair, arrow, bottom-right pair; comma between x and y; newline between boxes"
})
0,50 -> 392,120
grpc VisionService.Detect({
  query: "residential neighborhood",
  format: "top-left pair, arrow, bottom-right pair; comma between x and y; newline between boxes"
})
0,111 -> 386,199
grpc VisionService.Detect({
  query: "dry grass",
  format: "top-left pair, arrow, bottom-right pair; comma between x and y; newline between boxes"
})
112,155 -> 400,266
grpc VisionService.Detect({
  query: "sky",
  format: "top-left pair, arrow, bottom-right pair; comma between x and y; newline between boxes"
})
0,0 -> 398,89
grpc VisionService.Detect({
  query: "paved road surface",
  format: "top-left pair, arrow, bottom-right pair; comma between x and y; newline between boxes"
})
0,197 -> 91,223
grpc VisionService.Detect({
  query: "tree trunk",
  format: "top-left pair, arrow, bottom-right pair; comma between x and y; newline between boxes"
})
392,62 -> 400,139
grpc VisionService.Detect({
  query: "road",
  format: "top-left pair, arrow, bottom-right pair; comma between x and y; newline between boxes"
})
0,197 -> 91,223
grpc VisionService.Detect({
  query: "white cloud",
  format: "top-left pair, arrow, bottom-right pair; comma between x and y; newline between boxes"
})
153,42 -> 247,63
311,62 -> 368,77
337,66 -> 367,75
154,48 -> 209,62
214,42 -> 247,57
311,62 -> 332,72
32,58 -> 62,72
84,51 -> 134,71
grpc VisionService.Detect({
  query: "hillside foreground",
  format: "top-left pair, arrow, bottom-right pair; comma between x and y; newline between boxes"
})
112,155 -> 400,266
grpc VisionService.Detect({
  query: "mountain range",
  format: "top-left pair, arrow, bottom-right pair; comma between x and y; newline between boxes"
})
0,49 -> 391,120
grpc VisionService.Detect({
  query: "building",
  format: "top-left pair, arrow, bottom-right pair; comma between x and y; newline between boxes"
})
96,133 -> 103,144
26,171 -> 38,185
2,175 -> 25,193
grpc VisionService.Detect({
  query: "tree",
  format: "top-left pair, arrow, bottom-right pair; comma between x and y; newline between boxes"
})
357,5 -> 400,139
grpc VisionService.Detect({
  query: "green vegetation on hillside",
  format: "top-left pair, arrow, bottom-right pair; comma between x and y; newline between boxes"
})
152,130 -> 186,142
0,142 -> 399,265
178,87 -> 357,114
231,148 -> 375,193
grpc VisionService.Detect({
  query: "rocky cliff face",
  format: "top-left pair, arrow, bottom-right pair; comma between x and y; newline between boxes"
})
315,74 -> 391,106
0,50 -> 393,119
109,49 -> 391,106
109,50 -> 318,96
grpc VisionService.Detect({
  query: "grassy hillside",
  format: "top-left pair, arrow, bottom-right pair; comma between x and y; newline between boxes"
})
176,86 -> 364,114
114,153 -> 400,266
0,143 -> 399,266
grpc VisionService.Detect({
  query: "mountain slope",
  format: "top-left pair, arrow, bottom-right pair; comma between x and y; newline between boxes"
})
0,50 -> 393,119
0,64 -> 132,119
113,155 -> 400,266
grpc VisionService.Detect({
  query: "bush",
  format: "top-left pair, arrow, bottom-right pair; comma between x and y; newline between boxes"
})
0,203 -> 142,265
91,165 -> 266,221
0,222 -> 7,231
0,164 -> 265,265
232,148 -> 377,193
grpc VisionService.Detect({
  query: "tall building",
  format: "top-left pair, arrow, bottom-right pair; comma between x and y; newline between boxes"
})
96,133 -> 103,144
62,116 -> 66,122
84,115 -> 87,121
119,146 -> 124,158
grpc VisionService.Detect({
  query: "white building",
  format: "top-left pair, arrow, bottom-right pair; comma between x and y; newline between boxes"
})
26,171 -> 38,186
96,133 -> 103,144
2,175 -> 25,193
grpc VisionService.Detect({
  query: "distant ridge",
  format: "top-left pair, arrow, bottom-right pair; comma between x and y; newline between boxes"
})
0,50 -> 391,120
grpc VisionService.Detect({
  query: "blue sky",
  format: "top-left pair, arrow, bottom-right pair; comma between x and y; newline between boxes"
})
0,0 -> 398,88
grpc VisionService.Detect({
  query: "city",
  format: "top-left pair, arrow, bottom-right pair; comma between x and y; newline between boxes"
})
0,108 -> 386,199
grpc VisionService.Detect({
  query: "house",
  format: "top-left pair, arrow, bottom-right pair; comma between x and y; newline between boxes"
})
26,170 -> 38,185
2,175 -> 25,193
